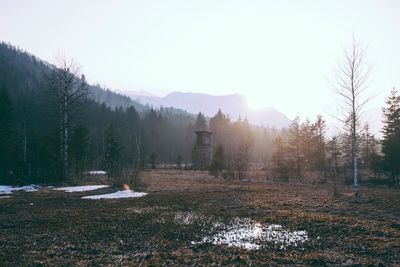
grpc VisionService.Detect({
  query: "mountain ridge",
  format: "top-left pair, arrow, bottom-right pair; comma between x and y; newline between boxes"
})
128,91 -> 291,128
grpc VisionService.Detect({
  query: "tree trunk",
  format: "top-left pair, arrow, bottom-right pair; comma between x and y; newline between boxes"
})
130,135 -> 141,190
63,95 -> 68,180
352,86 -> 358,194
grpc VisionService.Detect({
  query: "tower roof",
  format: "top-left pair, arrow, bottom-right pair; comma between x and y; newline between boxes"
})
195,130 -> 212,135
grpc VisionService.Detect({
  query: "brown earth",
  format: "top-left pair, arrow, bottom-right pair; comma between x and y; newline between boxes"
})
0,170 -> 399,266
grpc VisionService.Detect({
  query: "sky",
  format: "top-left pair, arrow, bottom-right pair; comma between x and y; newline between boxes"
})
1,0 -> 400,120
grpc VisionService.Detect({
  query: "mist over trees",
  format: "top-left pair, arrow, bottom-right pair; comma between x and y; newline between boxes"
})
0,43 -> 196,184
0,41 -> 399,188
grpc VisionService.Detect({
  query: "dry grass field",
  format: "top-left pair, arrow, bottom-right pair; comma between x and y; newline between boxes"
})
1,170 -> 399,266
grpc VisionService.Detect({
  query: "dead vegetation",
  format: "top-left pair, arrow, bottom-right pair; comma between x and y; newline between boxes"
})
0,170 -> 399,266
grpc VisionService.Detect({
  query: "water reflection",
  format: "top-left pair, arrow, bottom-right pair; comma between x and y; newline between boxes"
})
194,218 -> 308,250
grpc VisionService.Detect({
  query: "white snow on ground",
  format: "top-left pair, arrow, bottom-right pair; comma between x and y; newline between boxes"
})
87,171 -> 107,175
53,185 -> 109,192
0,186 -> 14,195
82,190 -> 147,199
0,185 -> 39,195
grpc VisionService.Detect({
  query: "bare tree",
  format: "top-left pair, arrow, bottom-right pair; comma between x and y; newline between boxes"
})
48,57 -> 87,180
330,36 -> 371,194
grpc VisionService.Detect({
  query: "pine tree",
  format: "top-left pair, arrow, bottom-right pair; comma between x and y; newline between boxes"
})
103,125 -> 121,182
195,112 -> 207,131
149,152 -> 157,169
69,125 -> 89,181
312,115 -> 327,182
0,85 -> 16,183
210,144 -> 225,177
235,118 -> 253,180
210,109 -> 230,148
381,88 -> 400,186
288,117 -> 303,181
327,136 -> 341,195
272,136 -> 289,182
360,123 -> 379,172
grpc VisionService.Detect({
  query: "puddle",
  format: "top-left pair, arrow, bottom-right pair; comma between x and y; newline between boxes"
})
193,217 -> 308,250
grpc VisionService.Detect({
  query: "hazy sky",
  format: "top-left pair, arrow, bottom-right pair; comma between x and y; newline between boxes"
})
1,0 -> 399,119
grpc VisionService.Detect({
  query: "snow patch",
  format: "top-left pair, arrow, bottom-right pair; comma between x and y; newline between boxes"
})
82,190 -> 147,200
53,185 -> 109,192
87,171 -> 107,175
0,185 -> 39,195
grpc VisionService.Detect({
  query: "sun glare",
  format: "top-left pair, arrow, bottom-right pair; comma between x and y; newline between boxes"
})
246,94 -> 269,111
122,183 -> 131,191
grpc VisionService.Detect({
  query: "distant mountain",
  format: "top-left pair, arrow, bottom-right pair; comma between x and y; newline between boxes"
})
130,91 -> 291,128
0,42 -> 194,118
118,89 -> 157,98
0,42 -> 142,111
0,41 -> 289,129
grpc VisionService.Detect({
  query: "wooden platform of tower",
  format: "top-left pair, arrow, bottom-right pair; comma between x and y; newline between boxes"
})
193,130 -> 212,170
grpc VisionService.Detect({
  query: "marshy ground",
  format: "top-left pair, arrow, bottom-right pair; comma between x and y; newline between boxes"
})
0,170 -> 399,266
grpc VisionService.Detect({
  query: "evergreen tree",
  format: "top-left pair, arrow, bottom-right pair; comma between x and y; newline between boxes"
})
69,125 -> 89,181
0,85 -> 16,183
149,152 -> 157,169
326,136 -> 341,192
234,118 -> 253,180
381,88 -> 400,186
195,112 -> 207,131
103,125 -> 121,182
176,154 -> 183,170
288,117 -> 303,181
272,136 -> 289,181
312,115 -> 327,182
210,144 -> 225,177
360,123 -> 380,172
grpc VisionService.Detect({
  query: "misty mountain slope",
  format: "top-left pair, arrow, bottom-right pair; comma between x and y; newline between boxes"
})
131,91 -> 291,128
0,42 -> 199,179
0,42 -> 145,111
0,42 -> 195,119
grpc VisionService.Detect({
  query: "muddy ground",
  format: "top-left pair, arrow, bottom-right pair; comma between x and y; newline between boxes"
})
0,170 -> 399,266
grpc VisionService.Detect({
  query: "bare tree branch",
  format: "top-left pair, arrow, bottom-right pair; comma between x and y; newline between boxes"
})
330,35 -> 372,194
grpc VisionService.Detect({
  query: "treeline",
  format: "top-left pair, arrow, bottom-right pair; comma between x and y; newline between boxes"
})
206,90 -> 400,187
0,82 -> 197,184
269,117 -> 382,185
0,43 -> 197,185
1,42 -> 399,187
203,110 -> 279,179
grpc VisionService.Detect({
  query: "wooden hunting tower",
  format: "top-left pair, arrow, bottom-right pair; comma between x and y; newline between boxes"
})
193,130 -> 212,170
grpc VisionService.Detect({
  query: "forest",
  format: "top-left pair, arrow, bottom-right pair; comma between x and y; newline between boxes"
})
0,41 -> 399,189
